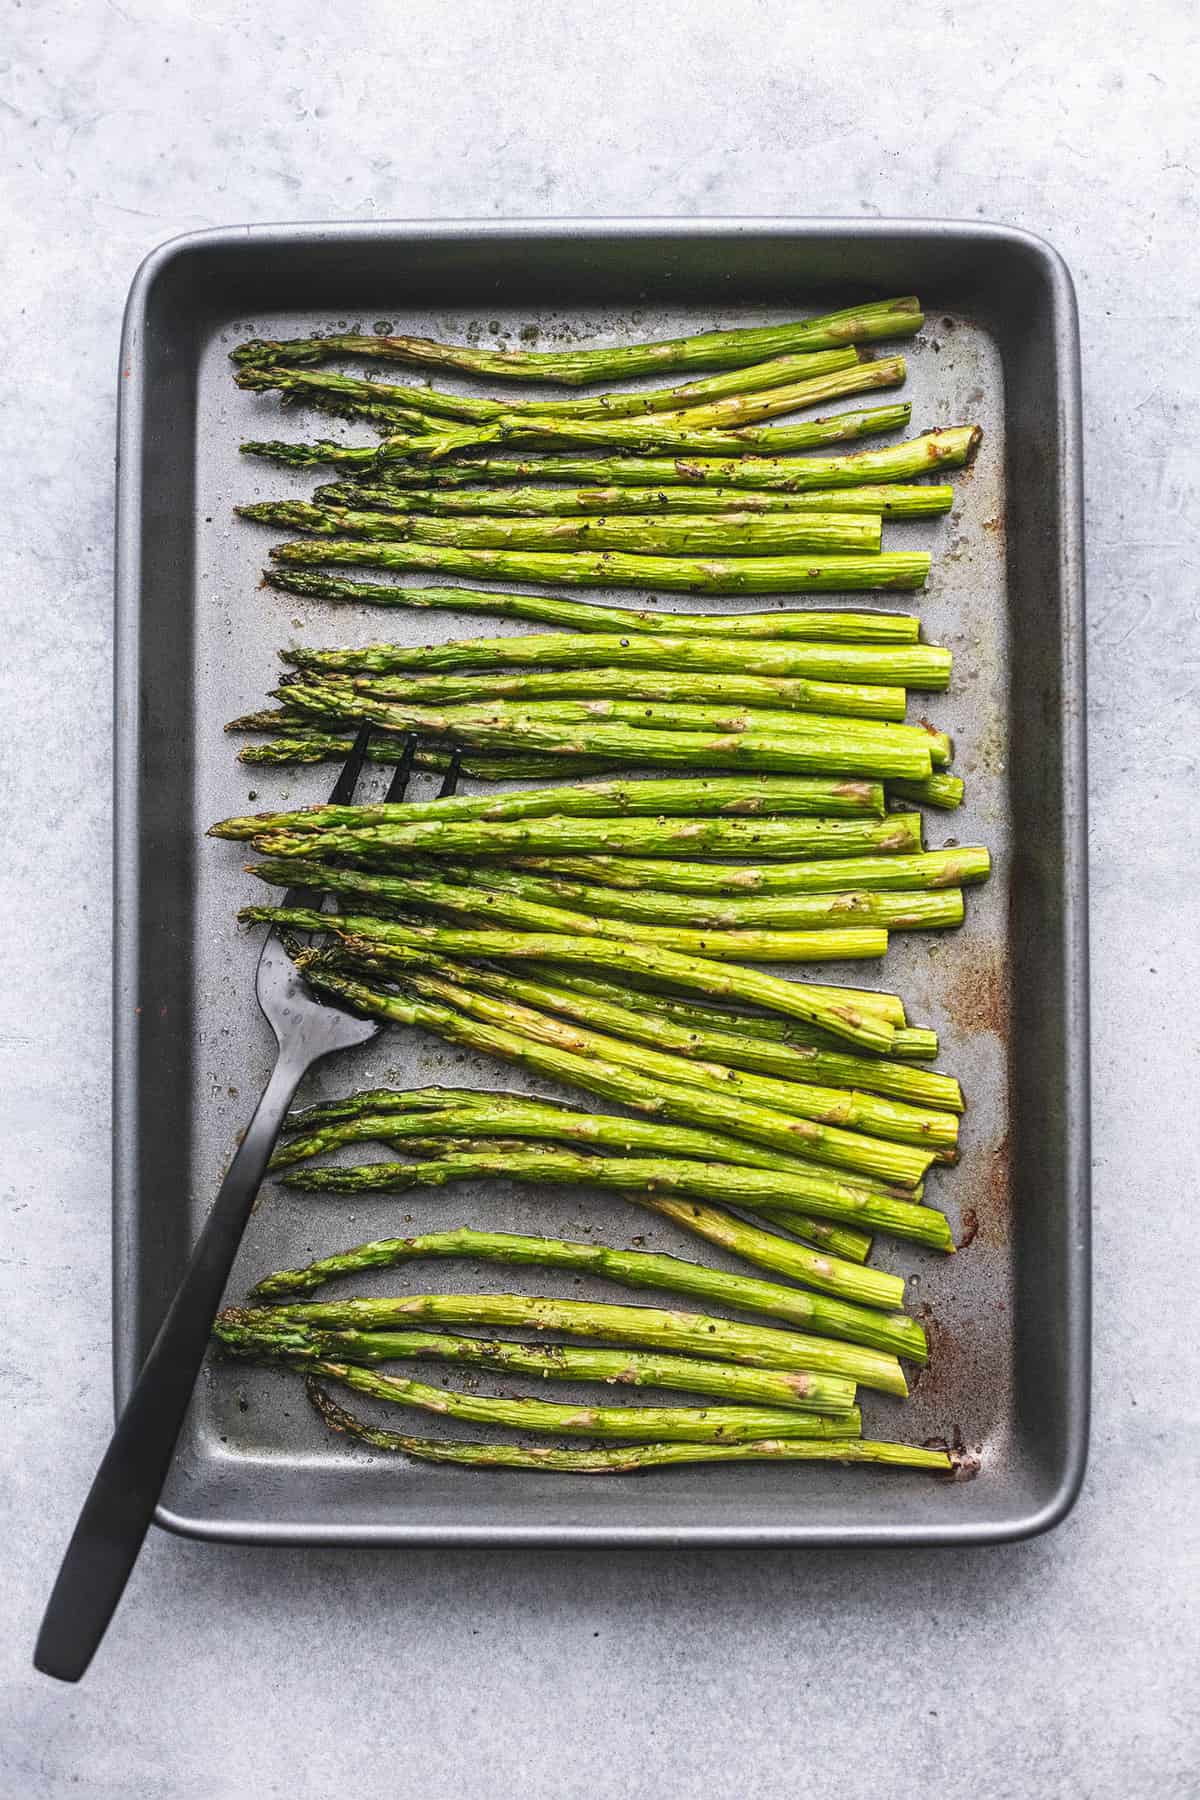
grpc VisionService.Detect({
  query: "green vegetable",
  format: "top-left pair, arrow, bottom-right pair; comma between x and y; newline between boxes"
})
270,537 -> 931,595
317,481 -> 955,518
214,1314 -> 859,1411
241,499 -> 885,557
278,1147 -> 904,1313
279,629 -> 951,688
250,1226 -> 924,1371
307,1384 -> 953,1473
230,298 -> 924,380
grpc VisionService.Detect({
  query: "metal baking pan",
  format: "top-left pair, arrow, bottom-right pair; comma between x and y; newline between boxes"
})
113,218 -> 1089,1546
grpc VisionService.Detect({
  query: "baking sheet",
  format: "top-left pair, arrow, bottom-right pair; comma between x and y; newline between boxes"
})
113,221 -> 1089,1543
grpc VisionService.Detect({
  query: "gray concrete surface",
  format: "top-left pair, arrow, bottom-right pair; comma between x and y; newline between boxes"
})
2,2 -> 1197,1794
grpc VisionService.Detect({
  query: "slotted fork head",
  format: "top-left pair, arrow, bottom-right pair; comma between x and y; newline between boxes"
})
255,728 -> 459,1049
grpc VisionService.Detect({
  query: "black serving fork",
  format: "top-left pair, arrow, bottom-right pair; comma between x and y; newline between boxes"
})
36,730 -> 460,1681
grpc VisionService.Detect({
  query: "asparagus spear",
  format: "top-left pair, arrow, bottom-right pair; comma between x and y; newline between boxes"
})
211,1317 -> 859,1411
291,962 -> 948,1196
230,298 -> 924,379
250,1226 -> 925,1368
242,500 -> 885,558
246,852 -> 963,938
315,691 -> 949,764
212,773 -> 887,838
246,810 -> 924,865
528,968 -> 934,1059
279,631 -> 952,688
380,966 -> 956,1165
214,1315 -> 859,1412
248,898 -> 890,970
293,938 -> 900,1066
234,345 -> 868,424
373,400 -> 919,463
516,846 -> 989,896
273,689 -> 934,781
271,915 -> 906,1046
243,424 -> 979,484
265,571 -> 922,646
238,1293 -> 905,1391
307,1385 -> 952,1473
391,857 -> 965,932
279,1152 -> 904,1314
379,358 -> 907,451
241,662 -> 910,724
427,962 -> 963,1111
241,1352 -> 858,1444
271,1101 -> 880,1257
270,537 -> 931,595
276,1082 -> 928,1176
282,1137 -> 947,1271
888,773 -> 966,810
317,482 -> 956,518
238,735 -> 622,776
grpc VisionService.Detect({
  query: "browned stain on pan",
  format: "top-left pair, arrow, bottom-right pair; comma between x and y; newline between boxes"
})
974,1133 -> 1012,1249
940,936 -> 1011,1040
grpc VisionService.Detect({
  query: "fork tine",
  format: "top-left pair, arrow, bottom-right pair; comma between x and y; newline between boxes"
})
437,747 -> 463,799
279,721 -> 374,912
325,720 -> 375,806
383,732 -> 420,803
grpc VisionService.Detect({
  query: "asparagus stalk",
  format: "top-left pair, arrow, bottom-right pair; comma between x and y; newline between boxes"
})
250,1226 -> 925,1368
234,345 -> 866,424
282,915 -> 906,1048
271,1100 -> 876,1260
242,500 -> 886,557
248,899 -> 890,971
244,1353 -> 858,1444
398,858 -> 965,932
291,962 -> 951,1199
279,1152 -> 905,1315
381,966 -> 956,1165
270,537 -> 931,594
285,1081 -> 906,1149
293,939 -> 900,1067
272,690 -> 934,781
888,773 -> 966,810
242,424 -> 979,484
517,845 -> 989,896
212,773 -> 887,838
372,400 -> 918,464
265,570 -> 922,647
279,631 -> 952,688
323,692 -> 948,763
246,852 -> 962,939
307,1385 -> 952,1472
317,481 -> 956,518
272,1101 -> 878,1258
247,809 -> 924,865
238,1292 -> 905,1391
214,1315 -> 859,1412
230,299 -> 925,379
530,969 -> 935,1059
280,1086 -> 924,1189
382,359 -> 908,450
241,662 -> 910,724
237,735 -> 620,776
282,1140 -> 945,1279
432,963 -> 963,1112
367,1134 -> 893,1247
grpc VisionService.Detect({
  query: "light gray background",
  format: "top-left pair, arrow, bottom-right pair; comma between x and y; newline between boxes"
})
2,2 -> 1197,1794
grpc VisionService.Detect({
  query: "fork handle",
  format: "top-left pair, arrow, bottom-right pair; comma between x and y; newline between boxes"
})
34,1046 -> 312,1683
